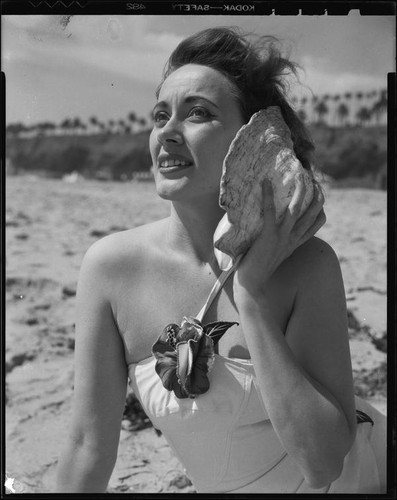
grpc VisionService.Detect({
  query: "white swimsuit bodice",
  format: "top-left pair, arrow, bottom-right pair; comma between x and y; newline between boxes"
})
125,266 -> 386,493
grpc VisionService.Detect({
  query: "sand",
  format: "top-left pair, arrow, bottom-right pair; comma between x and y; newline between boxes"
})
5,176 -> 387,493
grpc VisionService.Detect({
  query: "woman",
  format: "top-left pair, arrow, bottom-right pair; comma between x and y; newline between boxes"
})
56,27 -> 386,493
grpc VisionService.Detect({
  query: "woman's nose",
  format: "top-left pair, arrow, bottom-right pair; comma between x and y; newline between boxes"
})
157,119 -> 183,146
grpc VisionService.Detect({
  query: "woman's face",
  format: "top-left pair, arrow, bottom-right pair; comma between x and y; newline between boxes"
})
150,64 -> 245,202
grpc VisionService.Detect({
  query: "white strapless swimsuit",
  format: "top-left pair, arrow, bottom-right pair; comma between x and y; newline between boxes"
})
125,267 -> 387,493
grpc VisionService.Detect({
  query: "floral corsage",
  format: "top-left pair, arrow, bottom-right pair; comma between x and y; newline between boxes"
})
151,317 -> 237,399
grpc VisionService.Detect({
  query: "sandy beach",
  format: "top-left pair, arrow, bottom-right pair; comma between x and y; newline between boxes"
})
5,176 -> 387,494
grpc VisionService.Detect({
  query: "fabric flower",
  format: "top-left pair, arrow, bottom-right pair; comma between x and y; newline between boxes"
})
152,317 -> 238,399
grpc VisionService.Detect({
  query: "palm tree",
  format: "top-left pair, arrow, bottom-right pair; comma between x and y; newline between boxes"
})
297,109 -> 307,123
371,101 -> 383,125
72,117 -> 84,135
118,119 -> 126,134
89,116 -> 99,134
336,103 -> 349,127
301,96 -> 308,107
311,95 -> 319,122
60,118 -> 72,135
356,106 -> 371,127
379,89 -> 387,106
298,96 -> 308,121
100,122 -> 107,134
127,112 -> 137,132
350,92 -> 364,124
108,119 -> 115,134
372,89 -> 387,125
138,117 -> 147,129
314,101 -> 329,125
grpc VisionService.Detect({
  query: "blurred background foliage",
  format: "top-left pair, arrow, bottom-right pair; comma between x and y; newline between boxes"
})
6,88 -> 388,189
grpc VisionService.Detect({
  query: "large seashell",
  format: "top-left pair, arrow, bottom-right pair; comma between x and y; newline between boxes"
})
214,106 -> 316,271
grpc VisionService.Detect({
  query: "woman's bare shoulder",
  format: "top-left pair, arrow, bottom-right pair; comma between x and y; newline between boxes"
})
277,236 -> 342,290
296,235 -> 337,262
81,218 -> 169,273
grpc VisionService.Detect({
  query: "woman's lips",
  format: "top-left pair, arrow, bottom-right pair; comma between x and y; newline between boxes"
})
158,158 -> 193,174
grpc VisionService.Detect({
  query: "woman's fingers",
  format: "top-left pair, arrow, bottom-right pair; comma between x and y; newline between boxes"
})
279,174 -> 310,232
287,172 -> 306,218
290,182 -> 325,236
261,180 -> 276,219
259,177 -> 325,246
300,182 -> 324,219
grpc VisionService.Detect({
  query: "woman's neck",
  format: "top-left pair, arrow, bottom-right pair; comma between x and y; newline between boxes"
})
167,198 -> 225,266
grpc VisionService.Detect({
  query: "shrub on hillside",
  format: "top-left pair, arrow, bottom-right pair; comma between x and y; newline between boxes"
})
112,148 -> 152,180
59,145 -> 90,174
6,126 -> 387,188
7,142 -> 90,177
376,163 -> 387,190
10,150 -> 31,172
11,149 -> 55,175
318,138 -> 386,180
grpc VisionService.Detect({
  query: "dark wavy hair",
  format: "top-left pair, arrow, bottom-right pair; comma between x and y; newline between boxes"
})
157,27 -> 315,171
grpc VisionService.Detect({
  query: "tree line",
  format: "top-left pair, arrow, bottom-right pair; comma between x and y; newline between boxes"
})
293,88 -> 387,127
6,112 -> 150,138
6,88 -> 387,139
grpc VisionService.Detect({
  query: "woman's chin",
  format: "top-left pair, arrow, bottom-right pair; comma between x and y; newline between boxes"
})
155,178 -> 190,201
154,176 -> 220,205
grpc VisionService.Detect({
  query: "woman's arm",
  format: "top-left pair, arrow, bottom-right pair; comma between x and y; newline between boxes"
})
233,181 -> 356,488
56,239 -> 128,492
236,239 -> 357,489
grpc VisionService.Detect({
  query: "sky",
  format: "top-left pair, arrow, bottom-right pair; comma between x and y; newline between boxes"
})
2,13 -> 395,127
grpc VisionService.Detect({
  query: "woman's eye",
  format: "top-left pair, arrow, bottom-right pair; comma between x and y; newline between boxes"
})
153,111 -> 169,125
188,107 -> 213,120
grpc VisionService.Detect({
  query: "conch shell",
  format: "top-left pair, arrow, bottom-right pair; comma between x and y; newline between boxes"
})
214,106 -> 316,271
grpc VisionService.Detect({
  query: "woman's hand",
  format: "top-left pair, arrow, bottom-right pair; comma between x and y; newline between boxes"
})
233,175 -> 326,304
231,178 -> 357,487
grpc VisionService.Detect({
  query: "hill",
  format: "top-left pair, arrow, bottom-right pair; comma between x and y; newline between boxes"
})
309,125 -> 387,189
6,124 -> 387,189
6,130 -> 152,181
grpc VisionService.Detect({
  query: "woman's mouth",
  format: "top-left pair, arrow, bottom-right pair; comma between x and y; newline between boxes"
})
158,158 -> 193,173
